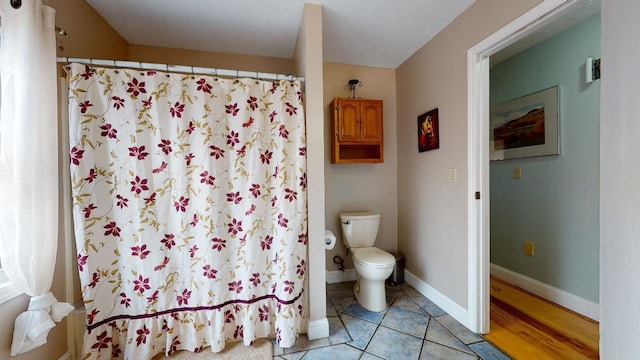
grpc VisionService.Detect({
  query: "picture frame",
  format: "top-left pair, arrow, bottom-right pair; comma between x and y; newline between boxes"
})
417,108 -> 439,152
490,86 -> 559,161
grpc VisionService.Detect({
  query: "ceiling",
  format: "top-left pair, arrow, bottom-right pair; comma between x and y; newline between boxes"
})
86,0 -> 475,69
491,0 -> 600,65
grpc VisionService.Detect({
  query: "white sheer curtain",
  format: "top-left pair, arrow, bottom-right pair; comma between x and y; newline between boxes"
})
0,0 -> 72,356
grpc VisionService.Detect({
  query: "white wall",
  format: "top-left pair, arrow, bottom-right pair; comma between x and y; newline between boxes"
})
600,0 -> 640,357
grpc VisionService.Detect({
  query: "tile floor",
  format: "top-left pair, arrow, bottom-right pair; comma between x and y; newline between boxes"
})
273,281 -> 510,360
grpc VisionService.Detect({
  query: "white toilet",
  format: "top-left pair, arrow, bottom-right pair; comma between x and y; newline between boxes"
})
340,212 -> 395,312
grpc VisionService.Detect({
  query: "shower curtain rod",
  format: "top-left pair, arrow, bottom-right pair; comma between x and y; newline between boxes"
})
56,57 -> 304,82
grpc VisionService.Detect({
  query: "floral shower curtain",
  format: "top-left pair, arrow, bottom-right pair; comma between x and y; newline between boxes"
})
66,63 -> 307,358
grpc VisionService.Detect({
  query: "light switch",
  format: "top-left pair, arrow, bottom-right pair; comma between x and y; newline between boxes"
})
513,167 -> 522,180
445,168 -> 457,183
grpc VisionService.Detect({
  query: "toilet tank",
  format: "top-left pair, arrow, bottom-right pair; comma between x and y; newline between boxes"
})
339,212 -> 380,248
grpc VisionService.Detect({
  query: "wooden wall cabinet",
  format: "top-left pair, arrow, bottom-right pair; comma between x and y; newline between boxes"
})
330,98 -> 383,163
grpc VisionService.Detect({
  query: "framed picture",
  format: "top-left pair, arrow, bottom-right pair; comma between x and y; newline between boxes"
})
490,86 -> 559,161
417,108 -> 439,152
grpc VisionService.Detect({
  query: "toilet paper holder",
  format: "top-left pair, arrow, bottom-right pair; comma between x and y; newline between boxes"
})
324,230 -> 336,250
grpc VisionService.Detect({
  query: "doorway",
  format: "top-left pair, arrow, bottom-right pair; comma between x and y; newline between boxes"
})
467,0 -> 599,334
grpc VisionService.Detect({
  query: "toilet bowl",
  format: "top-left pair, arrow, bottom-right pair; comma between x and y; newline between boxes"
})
352,247 -> 395,312
340,212 -> 395,312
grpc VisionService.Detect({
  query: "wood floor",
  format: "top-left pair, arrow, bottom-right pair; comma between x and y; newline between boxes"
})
484,276 -> 599,360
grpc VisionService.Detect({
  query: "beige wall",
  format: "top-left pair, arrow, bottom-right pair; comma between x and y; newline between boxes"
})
396,0 -> 541,308
293,3 -> 328,339
47,0 -> 129,60
129,45 -> 294,75
323,63 -> 397,271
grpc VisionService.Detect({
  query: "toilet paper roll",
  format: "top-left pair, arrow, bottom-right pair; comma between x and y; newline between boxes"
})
324,230 -> 336,250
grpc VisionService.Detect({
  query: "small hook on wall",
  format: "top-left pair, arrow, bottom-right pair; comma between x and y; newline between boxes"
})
55,26 -> 69,38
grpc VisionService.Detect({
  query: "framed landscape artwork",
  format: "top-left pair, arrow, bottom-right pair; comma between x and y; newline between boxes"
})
490,86 -> 559,161
417,108 -> 439,152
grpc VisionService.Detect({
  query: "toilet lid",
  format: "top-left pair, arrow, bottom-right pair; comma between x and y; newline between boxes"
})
353,247 -> 395,268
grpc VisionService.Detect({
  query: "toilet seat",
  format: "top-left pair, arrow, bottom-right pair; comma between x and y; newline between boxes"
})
353,247 -> 395,268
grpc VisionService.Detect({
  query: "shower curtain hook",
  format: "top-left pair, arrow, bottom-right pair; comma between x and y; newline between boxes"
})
236,70 -> 239,79
165,63 -> 169,72
191,66 -> 195,75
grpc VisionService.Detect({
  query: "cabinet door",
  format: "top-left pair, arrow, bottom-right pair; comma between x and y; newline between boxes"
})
336,99 -> 361,142
360,100 -> 383,142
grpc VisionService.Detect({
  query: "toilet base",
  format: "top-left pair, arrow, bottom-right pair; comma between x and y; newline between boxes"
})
354,275 -> 388,312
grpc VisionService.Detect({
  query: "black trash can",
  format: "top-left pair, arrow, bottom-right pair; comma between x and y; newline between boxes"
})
386,253 -> 405,286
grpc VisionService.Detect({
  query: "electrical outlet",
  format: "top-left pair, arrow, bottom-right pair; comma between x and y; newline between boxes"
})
513,167 -> 522,179
524,241 -> 535,256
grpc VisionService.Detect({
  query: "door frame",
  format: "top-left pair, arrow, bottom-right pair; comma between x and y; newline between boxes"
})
466,0 -> 582,333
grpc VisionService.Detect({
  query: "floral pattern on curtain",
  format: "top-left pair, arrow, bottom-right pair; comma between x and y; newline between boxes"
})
66,63 -> 307,359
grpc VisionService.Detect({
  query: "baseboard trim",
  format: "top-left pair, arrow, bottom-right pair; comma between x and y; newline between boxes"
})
307,318 -> 329,340
404,270 -> 469,328
59,351 -> 72,360
490,264 -> 599,321
326,269 -> 356,284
